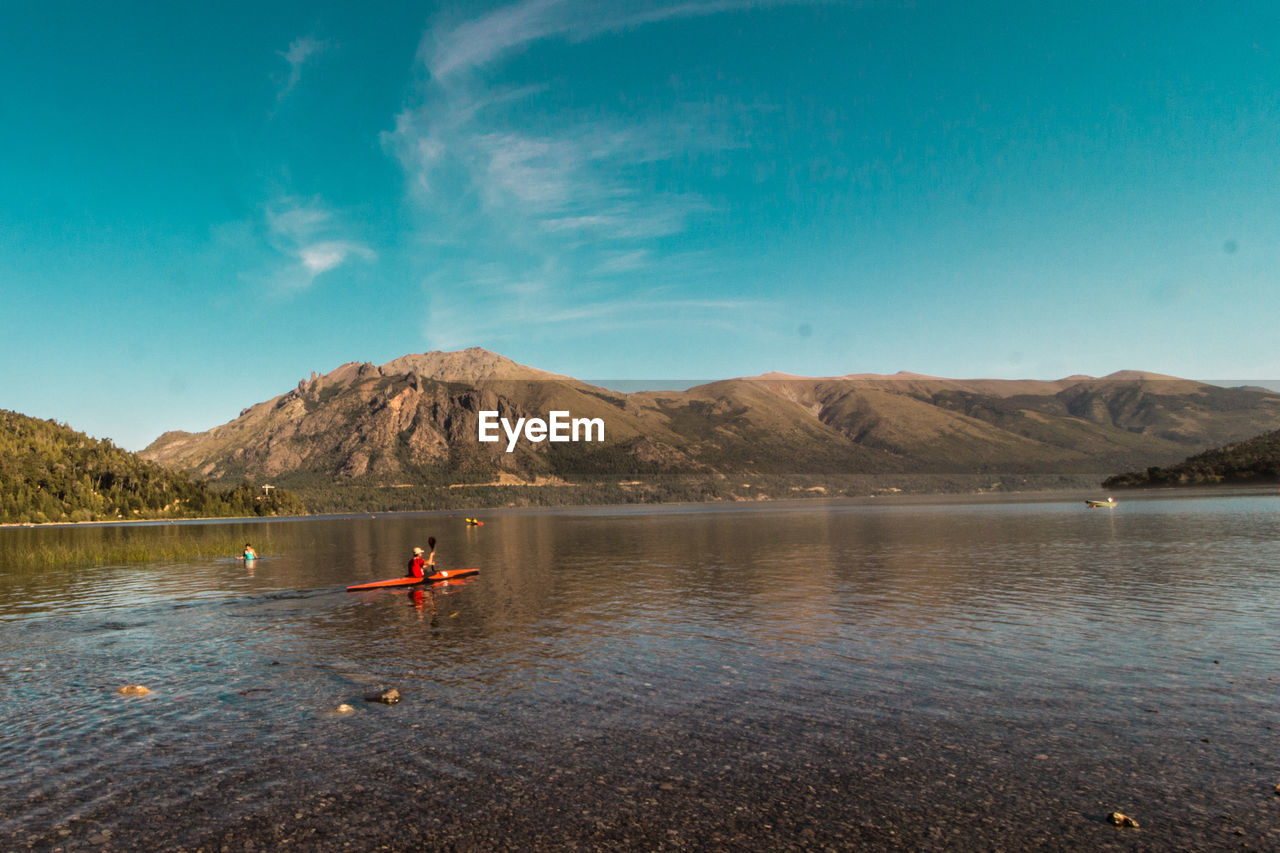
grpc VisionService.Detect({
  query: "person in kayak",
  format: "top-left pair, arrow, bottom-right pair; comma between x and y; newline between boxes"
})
408,546 -> 427,578
407,537 -> 439,579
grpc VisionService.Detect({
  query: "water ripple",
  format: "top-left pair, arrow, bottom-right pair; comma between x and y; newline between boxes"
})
3,495 -> 1280,848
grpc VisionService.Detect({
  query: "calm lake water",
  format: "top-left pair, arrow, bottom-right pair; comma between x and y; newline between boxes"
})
2,493 -> 1279,851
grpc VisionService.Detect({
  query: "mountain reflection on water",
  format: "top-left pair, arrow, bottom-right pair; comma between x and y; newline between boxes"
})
1,493 -> 1278,850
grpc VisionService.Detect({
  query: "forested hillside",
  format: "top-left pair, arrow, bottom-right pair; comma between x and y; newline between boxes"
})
1103,427 -> 1280,488
0,410 -> 304,523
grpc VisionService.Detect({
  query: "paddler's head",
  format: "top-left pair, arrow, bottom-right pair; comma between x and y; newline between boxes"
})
413,547 -> 424,555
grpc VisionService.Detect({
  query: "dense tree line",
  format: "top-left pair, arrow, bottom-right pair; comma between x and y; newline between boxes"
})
0,410 -> 305,523
1103,427 -> 1280,488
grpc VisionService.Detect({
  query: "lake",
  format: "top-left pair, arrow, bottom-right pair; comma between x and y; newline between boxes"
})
2,492 -> 1278,851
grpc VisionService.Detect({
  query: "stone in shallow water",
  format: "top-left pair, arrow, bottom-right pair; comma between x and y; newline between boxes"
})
364,688 -> 401,704
1107,812 -> 1139,828
117,685 -> 151,695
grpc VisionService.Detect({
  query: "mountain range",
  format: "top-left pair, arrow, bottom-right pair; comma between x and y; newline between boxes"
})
138,348 -> 1280,510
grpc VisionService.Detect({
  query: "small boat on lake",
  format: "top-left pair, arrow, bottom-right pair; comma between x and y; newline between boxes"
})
1086,497 -> 1117,508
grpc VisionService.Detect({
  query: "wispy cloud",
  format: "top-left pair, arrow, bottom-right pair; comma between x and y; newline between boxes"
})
384,35 -> 735,247
426,0 -> 569,81
299,241 -> 375,275
263,198 -> 375,290
383,0 -> 801,347
277,35 -> 330,101
592,250 -> 651,275
426,0 -> 805,81
420,283 -> 770,353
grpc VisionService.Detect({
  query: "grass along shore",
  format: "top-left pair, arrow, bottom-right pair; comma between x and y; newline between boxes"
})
0,532 -> 257,572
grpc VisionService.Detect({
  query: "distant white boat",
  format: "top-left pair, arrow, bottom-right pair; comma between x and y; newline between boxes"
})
1086,497 -> 1117,508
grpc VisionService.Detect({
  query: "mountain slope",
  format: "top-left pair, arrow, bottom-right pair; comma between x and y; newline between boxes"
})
1103,427 -> 1280,488
140,349 -> 1280,505
0,409 -> 303,523
144,349 -> 680,483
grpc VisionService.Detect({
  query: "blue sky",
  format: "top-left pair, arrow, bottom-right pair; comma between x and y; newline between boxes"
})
3,1 -> 1279,450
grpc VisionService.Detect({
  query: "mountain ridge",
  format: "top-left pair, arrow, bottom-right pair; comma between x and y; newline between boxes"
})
139,348 -> 1280,509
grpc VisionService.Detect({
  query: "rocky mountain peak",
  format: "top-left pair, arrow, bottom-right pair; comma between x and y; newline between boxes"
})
379,348 -> 569,382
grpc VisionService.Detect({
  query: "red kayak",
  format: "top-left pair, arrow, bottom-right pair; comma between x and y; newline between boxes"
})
346,569 -> 479,591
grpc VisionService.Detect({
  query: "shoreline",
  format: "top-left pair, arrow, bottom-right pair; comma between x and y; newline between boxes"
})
3,483 -> 1275,532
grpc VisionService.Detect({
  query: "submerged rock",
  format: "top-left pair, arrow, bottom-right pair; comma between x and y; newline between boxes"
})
364,688 -> 401,704
117,685 -> 151,695
336,704 -> 355,714
1107,812 -> 1140,828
